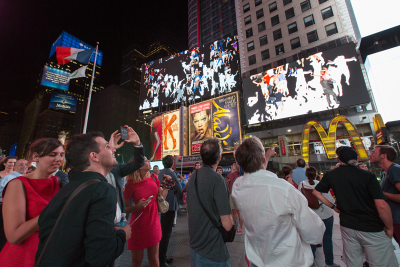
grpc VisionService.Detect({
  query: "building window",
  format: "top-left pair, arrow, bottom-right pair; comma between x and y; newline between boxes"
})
232,13 -> 236,20
269,2 -> 277,12
249,55 -> 257,65
223,18 -> 230,25
325,22 -> 338,36
245,15 -> 252,25
222,10 -> 230,17
223,26 -> 231,33
283,0 -> 292,5
256,8 -> 264,19
301,0 -> 311,12
212,2 -> 219,9
203,21 -> 211,28
263,63 -> 272,71
307,30 -> 319,43
255,0 -> 262,6
261,49 -> 270,60
304,14 -> 315,27
271,15 -> 280,26
246,28 -> 253,38
204,36 -> 212,43
203,28 -> 211,35
247,41 -> 255,51
287,22 -> 298,34
319,0 -> 328,4
244,3 -> 250,13
321,6 -> 334,20
212,10 -> 219,16
213,16 -> 220,23
277,58 -> 287,65
290,37 -> 301,49
260,35 -> 268,46
285,7 -> 295,20
258,21 -> 266,32
273,29 -> 282,40
213,24 -> 220,30
250,68 -> 258,75
275,43 -> 285,55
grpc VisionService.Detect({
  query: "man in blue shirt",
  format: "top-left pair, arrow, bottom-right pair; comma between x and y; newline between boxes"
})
291,158 -> 307,186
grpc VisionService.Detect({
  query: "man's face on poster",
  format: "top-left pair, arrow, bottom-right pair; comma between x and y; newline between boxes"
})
193,110 -> 209,135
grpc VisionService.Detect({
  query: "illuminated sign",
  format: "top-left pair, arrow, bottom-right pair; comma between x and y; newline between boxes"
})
49,31 -> 103,66
301,115 -> 368,163
49,92 -> 77,113
372,114 -> 388,144
139,36 -> 240,110
243,43 -> 370,125
189,92 -> 241,155
280,138 -> 286,155
162,110 -> 180,158
41,66 -> 70,91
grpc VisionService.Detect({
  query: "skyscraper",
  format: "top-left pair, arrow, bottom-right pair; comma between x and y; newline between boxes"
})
188,0 -> 238,50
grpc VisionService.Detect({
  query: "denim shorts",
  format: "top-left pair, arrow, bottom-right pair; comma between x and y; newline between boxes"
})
190,248 -> 231,267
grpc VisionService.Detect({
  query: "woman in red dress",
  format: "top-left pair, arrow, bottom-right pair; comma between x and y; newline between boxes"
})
0,138 -> 63,266
124,156 -> 168,267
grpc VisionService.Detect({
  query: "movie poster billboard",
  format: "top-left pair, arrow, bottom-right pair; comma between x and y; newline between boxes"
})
139,36 -> 240,110
41,66 -> 70,91
49,92 -> 77,113
189,92 -> 241,155
243,43 -> 370,125
162,110 -> 180,158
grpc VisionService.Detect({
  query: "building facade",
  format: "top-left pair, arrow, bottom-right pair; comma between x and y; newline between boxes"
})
235,0 -> 355,76
188,0 -> 238,50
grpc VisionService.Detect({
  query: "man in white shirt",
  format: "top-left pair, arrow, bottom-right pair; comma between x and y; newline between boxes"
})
232,137 -> 325,267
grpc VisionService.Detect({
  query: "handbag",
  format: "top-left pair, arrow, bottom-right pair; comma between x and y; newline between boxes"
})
35,179 -> 100,267
151,174 -> 169,213
194,171 -> 236,243
300,183 -> 321,210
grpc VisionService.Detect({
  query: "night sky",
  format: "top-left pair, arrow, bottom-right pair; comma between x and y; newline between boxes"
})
0,0 -> 188,106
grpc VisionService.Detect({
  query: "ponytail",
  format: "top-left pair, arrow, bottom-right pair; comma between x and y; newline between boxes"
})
305,166 -> 317,186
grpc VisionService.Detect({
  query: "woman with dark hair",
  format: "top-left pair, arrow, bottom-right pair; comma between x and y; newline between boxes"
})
123,156 -> 169,267
0,157 -> 17,179
0,138 -> 63,266
281,165 -> 297,188
298,167 -> 339,267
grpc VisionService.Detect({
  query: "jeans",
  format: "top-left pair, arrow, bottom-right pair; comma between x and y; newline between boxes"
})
311,216 -> 334,265
159,210 -> 175,265
267,97 -> 278,109
190,248 -> 231,267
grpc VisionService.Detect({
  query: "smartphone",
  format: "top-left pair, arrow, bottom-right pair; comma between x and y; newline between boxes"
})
120,126 -> 128,140
147,195 -> 154,200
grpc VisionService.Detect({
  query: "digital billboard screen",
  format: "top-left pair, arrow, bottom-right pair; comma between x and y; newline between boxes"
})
49,92 -> 77,113
189,92 -> 241,155
139,36 -> 240,110
41,66 -> 70,91
243,43 -> 370,125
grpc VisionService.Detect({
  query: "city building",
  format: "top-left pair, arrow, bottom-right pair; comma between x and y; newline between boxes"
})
188,0 -> 238,49
235,0 -> 356,76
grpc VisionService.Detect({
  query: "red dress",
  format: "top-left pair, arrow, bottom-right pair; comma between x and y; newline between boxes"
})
123,173 -> 161,251
0,176 -> 60,267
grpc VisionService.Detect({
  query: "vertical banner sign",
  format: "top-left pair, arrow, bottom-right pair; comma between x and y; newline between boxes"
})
280,138 -> 286,155
189,102 -> 212,154
180,106 -> 189,156
211,92 -> 241,153
162,110 -> 180,158
150,115 -> 163,161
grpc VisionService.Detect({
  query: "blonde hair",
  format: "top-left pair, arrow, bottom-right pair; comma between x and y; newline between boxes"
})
126,156 -> 150,183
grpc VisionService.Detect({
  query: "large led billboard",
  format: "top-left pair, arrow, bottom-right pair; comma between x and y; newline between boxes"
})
49,92 -> 77,113
365,46 -> 400,123
139,36 -> 240,110
41,66 -> 70,91
49,31 -> 103,66
243,43 -> 370,125
189,92 -> 241,155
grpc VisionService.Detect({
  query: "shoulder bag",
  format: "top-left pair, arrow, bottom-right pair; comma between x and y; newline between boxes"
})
300,182 -> 321,210
151,174 -> 169,213
35,179 -> 100,267
194,171 -> 236,243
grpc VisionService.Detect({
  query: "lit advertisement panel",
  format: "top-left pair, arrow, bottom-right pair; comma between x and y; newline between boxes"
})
49,31 -> 103,66
365,46 -> 400,123
49,92 -> 77,113
150,161 -> 164,171
150,115 -> 163,161
162,110 -> 180,158
189,92 -> 241,155
139,36 -> 240,110
41,66 -> 70,91
243,43 -> 370,125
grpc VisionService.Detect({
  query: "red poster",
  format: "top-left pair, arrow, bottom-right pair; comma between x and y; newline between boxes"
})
280,139 -> 286,155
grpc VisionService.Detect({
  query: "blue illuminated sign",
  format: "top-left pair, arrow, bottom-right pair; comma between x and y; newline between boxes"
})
49,92 -> 77,113
49,31 -> 103,66
40,66 -> 70,91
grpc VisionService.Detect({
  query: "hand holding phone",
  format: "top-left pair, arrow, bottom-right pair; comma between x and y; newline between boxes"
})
147,195 -> 153,200
120,126 -> 128,140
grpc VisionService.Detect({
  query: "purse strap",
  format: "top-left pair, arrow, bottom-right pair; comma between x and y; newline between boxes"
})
194,171 -> 220,229
35,179 -> 100,267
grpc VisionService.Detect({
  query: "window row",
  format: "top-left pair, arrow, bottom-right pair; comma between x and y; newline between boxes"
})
247,23 -> 338,65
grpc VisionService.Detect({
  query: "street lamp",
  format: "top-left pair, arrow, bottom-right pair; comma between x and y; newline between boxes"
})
117,154 -> 125,164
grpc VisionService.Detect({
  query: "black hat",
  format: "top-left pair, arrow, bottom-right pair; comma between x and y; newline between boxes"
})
336,146 -> 358,164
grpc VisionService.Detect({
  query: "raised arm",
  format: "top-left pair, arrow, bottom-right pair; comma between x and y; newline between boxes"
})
375,199 -> 394,238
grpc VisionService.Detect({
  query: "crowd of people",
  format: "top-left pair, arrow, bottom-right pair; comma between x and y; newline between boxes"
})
0,128 -> 399,267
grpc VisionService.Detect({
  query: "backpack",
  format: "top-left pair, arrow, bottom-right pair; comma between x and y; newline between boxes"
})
300,182 -> 321,210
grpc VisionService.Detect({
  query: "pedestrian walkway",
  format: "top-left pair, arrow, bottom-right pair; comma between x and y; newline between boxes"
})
118,212 -> 400,267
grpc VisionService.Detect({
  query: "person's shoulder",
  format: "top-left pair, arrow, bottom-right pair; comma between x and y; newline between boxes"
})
389,163 -> 400,174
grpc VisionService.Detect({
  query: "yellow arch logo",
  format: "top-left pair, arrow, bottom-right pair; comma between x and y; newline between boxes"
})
301,115 -> 368,163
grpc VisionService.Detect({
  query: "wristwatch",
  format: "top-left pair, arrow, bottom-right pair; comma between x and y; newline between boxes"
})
330,204 -> 336,209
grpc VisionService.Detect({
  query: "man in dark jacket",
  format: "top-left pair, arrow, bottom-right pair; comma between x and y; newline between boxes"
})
158,155 -> 182,267
35,131 -> 143,267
